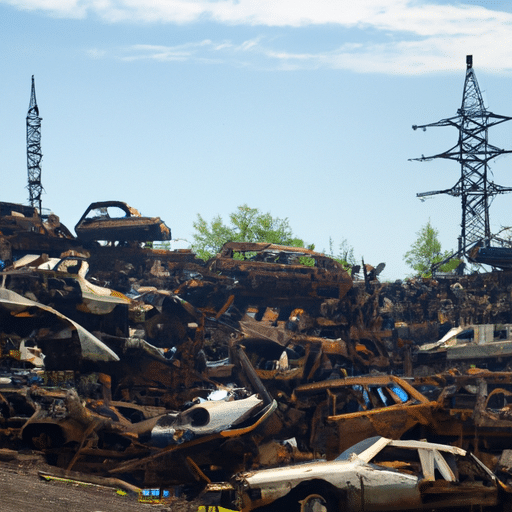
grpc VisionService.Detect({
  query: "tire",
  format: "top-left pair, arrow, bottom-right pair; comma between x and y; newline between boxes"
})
296,491 -> 337,512
260,485 -> 338,512
299,493 -> 329,512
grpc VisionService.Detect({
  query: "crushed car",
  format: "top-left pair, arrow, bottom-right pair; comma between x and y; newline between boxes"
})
288,374 -> 436,458
0,202 -> 77,269
0,287 -> 120,367
150,391 -> 265,447
0,201 -> 73,240
74,201 -> 171,242
229,436 -> 510,512
0,252 -> 132,360
205,242 -> 352,309
412,369 -> 512,469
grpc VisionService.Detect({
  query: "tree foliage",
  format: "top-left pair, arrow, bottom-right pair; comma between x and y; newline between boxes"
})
325,237 -> 356,270
403,220 -> 459,277
192,204 -> 308,261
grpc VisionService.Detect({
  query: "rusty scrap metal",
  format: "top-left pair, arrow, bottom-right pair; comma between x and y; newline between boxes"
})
7,199 -> 512,501
289,375 -> 435,459
206,242 -> 352,308
74,201 -> 171,242
231,436 -> 508,512
0,287 -> 119,364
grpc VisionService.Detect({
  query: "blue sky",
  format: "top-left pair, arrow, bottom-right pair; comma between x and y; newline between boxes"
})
3,0 -> 512,281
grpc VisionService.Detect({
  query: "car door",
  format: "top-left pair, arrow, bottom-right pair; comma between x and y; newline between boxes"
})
418,448 -> 499,509
357,446 -> 423,511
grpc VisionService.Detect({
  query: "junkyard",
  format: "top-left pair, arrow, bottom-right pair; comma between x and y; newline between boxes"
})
5,196 -> 512,511
5,55 -> 512,512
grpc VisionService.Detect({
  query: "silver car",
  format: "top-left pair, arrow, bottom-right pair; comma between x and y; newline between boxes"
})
232,436 -> 508,512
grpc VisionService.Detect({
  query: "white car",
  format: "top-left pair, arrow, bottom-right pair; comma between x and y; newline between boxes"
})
231,436 -> 509,512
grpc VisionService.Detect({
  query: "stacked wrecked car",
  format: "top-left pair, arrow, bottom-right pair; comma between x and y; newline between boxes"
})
3,200 -> 512,509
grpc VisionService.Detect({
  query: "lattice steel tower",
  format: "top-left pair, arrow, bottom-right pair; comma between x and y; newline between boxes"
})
410,55 -> 512,256
26,75 -> 43,213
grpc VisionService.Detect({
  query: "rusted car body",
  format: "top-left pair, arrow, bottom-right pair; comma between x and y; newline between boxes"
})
150,393 -> 264,447
232,436 -> 506,512
0,254 -> 132,360
0,202 -> 46,236
10,253 -> 131,315
290,375 -> 436,458
9,196 -> 512,500
468,244 -> 512,270
75,201 -> 171,242
0,202 -> 76,268
0,287 -> 120,365
412,370 -> 512,468
207,242 -> 352,308
20,386 -> 162,451
0,202 -> 72,238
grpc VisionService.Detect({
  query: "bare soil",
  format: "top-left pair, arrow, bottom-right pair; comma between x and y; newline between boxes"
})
0,453 -> 202,512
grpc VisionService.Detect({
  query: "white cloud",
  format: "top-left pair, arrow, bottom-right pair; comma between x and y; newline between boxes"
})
7,0 -> 512,74
370,3 -> 512,37
4,0 -> 87,18
3,0 -> 511,30
87,47 -> 107,58
207,0 -> 396,27
113,37 -> 264,63
118,40 -> 215,61
107,30 -> 512,75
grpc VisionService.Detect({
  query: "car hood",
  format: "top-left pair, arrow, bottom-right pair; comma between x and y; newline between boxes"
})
237,456 -> 362,487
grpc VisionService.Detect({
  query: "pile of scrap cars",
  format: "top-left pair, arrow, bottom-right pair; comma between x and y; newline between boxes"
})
3,200 -> 512,510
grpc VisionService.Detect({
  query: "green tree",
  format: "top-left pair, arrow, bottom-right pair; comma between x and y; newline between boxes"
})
192,204 -> 308,261
404,220 -> 459,277
325,237 -> 356,270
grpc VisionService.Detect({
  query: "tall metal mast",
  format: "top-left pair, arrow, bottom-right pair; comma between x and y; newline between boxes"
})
410,55 -> 512,256
26,75 -> 43,213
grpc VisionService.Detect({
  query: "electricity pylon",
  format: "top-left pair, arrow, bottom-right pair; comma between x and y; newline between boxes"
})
26,75 -> 43,213
410,55 -> 512,257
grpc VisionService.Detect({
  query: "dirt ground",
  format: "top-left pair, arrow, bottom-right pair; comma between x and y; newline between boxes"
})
0,453 -> 204,512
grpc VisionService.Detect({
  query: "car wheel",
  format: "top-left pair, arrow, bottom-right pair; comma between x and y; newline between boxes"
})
298,493 -> 334,512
